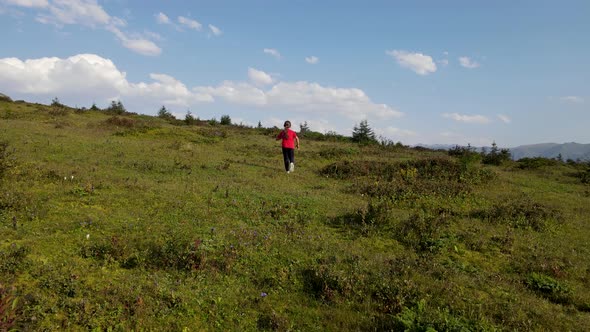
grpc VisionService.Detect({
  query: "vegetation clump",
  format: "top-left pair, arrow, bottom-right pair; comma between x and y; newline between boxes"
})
472,196 -> 561,231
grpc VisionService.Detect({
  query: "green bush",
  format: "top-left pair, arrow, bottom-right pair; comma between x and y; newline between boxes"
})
0,284 -> 18,331
526,272 -> 571,304
0,141 -> 16,179
0,244 -> 30,274
517,157 -> 560,169
472,196 -> 561,231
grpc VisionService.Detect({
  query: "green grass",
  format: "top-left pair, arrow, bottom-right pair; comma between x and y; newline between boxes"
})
1,99 -> 590,331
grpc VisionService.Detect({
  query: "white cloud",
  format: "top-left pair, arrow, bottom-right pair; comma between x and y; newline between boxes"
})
208,24 -> 222,36
0,53 -> 211,107
438,59 -> 449,66
12,0 -> 160,56
155,12 -> 170,24
386,50 -> 437,75
459,56 -> 480,69
263,48 -> 281,59
248,67 -> 273,86
195,81 -> 267,106
106,26 -> 161,56
265,82 -> 403,120
443,112 -> 490,124
560,96 -> 584,104
379,127 -> 417,138
497,114 -> 511,124
305,56 -> 319,64
3,0 -> 48,8
36,0 -> 112,27
178,16 -> 202,31
0,54 -> 400,126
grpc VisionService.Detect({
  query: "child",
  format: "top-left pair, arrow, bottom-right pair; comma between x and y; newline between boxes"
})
276,120 -> 300,173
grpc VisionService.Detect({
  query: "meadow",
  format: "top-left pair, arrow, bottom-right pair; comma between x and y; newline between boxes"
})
1,99 -> 590,331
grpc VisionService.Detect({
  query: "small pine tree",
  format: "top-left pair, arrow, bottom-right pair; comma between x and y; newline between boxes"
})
257,121 -> 263,129
51,97 -> 64,108
299,121 -> 310,136
220,115 -> 232,125
90,103 -> 100,111
158,106 -> 175,120
184,111 -> 197,125
106,100 -> 126,115
352,120 -> 377,144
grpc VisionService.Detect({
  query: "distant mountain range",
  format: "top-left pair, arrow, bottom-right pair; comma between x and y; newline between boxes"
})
509,143 -> 590,161
415,142 -> 590,161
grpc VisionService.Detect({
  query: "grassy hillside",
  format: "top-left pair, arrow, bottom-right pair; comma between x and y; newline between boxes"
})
1,100 -> 590,331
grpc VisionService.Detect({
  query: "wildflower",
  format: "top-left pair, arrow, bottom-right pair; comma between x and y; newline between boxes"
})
86,234 -> 90,240
261,292 -> 267,297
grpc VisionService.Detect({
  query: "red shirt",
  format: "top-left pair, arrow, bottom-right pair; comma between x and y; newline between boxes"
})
277,129 -> 298,149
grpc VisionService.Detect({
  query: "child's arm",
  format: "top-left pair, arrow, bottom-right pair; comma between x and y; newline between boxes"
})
295,136 -> 300,149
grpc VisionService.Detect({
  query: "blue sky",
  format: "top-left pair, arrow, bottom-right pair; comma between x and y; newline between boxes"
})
0,0 -> 588,147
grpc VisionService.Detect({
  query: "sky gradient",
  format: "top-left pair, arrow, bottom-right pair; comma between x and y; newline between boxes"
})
1,0 -> 588,147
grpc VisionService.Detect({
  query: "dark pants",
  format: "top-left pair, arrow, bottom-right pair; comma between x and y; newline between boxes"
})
282,148 -> 295,171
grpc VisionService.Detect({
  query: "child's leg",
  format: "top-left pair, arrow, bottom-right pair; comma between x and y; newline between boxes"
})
288,149 -> 295,164
282,148 -> 290,171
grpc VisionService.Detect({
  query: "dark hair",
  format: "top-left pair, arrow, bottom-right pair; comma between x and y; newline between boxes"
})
283,120 -> 291,128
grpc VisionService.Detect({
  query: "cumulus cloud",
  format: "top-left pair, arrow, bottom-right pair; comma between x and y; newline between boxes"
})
459,56 -> 480,69
379,127 -> 417,138
263,48 -> 281,59
106,26 -> 161,56
265,82 -> 403,120
155,12 -> 170,24
305,56 -> 319,64
0,53 -> 209,107
386,50 -> 437,75
248,67 -> 273,86
497,114 -> 511,124
560,96 -> 584,104
443,113 -> 490,124
178,16 -> 202,30
3,0 -> 48,8
0,54 -> 400,123
208,24 -> 222,36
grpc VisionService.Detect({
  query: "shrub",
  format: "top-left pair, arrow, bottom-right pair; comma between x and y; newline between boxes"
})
472,196 -> 561,231
393,210 -> 451,253
220,115 -> 232,125
481,142 -> 511,165
517,157 -> 560,169
352,120 -> 377,144
0,244 -> 30,274
104,116 -> 136,128
0,284 -> 18,331
318,147 -> 358,159
526,272 -> 571,304
0,141 -> 16,179
105,100 -> 127,115
157,106 -> 175,121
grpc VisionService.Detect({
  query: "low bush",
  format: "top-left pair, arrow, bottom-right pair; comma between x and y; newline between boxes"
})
0,284 -> 18,331
517,157 -> 560,169
525,272 -> 571,304
0,141 -> 16,179
0,244 -> 30,274
472,196 -> 561,231
104,116 -> 137,128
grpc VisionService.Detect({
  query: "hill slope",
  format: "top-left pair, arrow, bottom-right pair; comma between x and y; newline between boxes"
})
510,142 -> 590,161
1,99 -> 590,331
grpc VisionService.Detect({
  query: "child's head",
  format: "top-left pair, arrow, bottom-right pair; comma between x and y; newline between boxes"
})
283,120 -> 291,128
